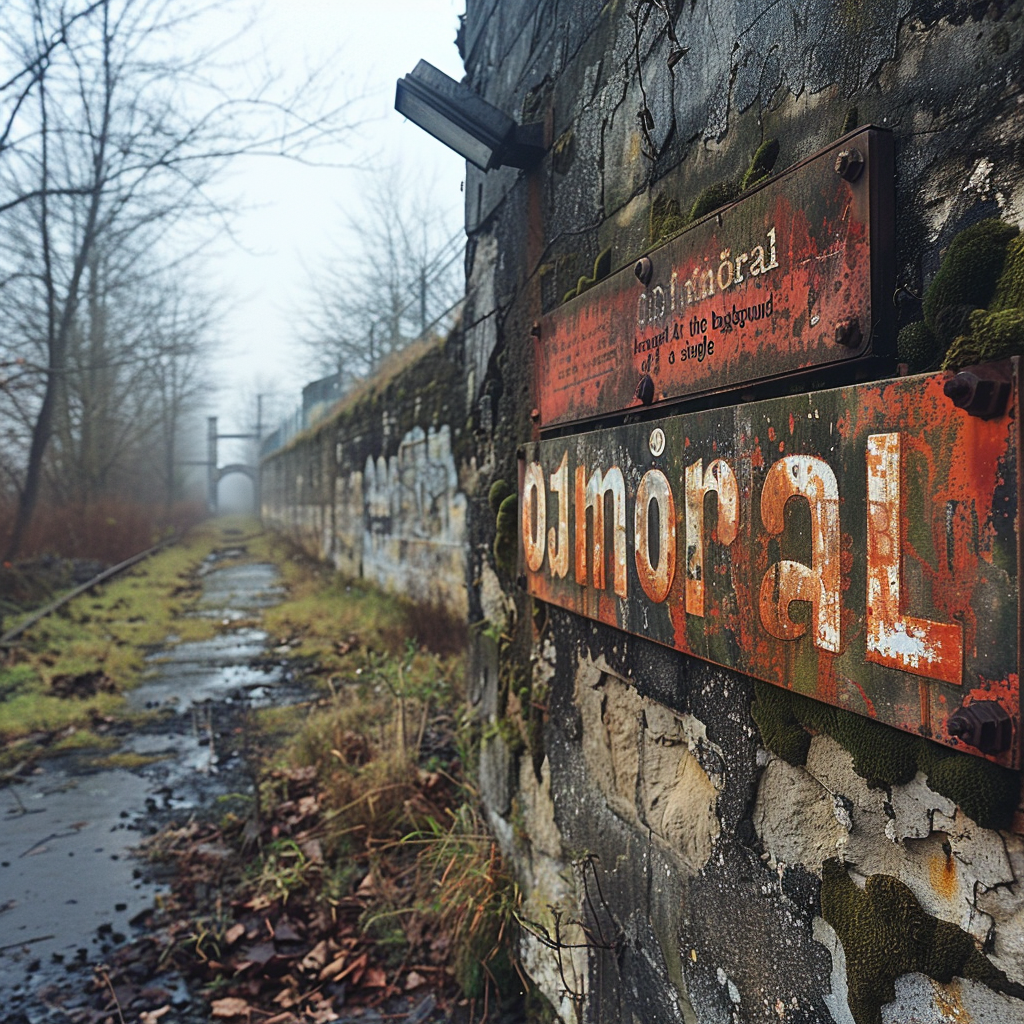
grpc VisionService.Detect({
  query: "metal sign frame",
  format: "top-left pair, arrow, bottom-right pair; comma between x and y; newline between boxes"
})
536,126 -> 895,427
521,363 -> 1021,767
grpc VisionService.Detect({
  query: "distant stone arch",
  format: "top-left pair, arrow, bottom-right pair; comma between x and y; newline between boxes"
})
216,463 -> 257,485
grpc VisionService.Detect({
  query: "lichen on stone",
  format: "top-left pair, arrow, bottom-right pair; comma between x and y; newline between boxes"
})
820,858 -> 1012,1024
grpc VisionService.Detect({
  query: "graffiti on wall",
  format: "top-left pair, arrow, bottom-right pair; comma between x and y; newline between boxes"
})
352,424 -> 468,616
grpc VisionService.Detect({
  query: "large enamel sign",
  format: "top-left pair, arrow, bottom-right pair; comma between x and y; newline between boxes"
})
521,364 -> 1021,766
537,127 -> 894,426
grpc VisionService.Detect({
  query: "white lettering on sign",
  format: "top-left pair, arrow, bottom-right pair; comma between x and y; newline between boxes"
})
865,433 -> 963,684
520,431 -> 966,686
759,456 -> 841,654
638,226 -> 780,329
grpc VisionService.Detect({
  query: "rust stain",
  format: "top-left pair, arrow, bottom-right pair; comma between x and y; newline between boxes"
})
929,850 -> 959,901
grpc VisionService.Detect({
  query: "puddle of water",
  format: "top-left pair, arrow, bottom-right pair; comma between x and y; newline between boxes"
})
0,767 -> 157,999
0,558 -> 299,1009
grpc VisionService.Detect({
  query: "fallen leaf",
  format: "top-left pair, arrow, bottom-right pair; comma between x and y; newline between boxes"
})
272,988 -> 299,1008
363,966 -> 387,988
211,996 -> 251,1018
405,971 -> 426,991
274,918 -> 302,943
240,941 -> 276,966
300,939 -> 329,971
139,1007 -> 171,1024
299,838 -> 323,863
224,923 -> 246,946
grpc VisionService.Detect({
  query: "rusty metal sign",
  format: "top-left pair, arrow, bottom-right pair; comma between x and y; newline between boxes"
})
521,362 -> 1021,766
536,127 -> 894,426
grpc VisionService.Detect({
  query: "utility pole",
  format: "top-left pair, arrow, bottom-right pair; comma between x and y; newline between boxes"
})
419,266 -> 427,336
207,417 -> 218,513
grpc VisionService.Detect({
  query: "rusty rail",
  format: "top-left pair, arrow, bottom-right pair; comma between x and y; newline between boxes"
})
0,536 -> 176,646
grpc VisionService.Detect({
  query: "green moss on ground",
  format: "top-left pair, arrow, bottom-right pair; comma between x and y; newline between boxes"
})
821,858 -> 1009,1024
751,682 -> 1019,829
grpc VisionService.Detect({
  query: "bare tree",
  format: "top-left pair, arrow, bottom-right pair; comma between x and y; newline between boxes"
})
299,168 -> 464,385
0,0 -> 361,558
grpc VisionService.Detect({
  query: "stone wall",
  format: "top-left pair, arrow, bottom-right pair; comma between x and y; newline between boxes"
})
260,335 -> 473,618
460,2 -> 1024,1023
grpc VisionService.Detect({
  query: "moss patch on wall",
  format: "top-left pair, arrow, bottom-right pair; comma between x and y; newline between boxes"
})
821,858 -> 1015,1024
897,218 -> 1023,371
751,681 -> 1019,830
649,193 -> 687,247
493,494 -> 518,578
896,319 -> 940,372
562,247 -> 612,303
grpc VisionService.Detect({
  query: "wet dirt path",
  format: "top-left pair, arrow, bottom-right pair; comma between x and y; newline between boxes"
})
0,550 -> 302,1020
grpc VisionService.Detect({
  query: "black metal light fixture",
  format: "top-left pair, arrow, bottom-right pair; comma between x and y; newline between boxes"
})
395,60 -> 544,172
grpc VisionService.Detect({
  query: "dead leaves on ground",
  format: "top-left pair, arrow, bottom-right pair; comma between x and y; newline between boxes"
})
126,752 -> 460,1022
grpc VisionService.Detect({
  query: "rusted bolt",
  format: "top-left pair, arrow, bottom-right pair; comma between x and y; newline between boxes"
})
947,701 -> 1012,755
834,317 -> 862,348
635,373 -> 655,405
530,407 -> 540,421
634,257 -> 653,285
943,371 -> 1011,419
834,147 -> 865,182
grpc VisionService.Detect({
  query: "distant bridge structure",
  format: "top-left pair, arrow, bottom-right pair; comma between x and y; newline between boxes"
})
205,416 -> 260,513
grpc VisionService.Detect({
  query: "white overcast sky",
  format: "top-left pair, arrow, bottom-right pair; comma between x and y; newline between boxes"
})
205,0 -> 466,438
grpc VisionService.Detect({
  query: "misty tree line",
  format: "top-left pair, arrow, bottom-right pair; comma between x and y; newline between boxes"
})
0,0 -> 356,559
298,169 -> 464,387
0,0 -> 463,560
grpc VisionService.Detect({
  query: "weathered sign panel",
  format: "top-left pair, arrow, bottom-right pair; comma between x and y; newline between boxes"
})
537,127 -> 894,426
521,363 -> 1021,766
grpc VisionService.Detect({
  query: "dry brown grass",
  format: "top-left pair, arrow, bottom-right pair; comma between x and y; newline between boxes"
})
0,497 -> 207,563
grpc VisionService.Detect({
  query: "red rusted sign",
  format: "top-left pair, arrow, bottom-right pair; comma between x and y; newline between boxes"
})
537,127 -> 894,426
521,362 -> 1021,767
